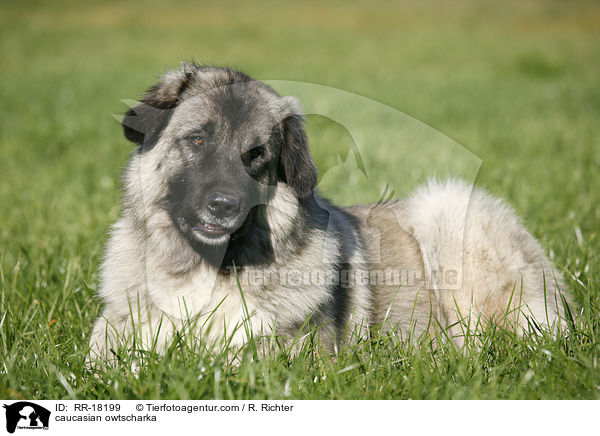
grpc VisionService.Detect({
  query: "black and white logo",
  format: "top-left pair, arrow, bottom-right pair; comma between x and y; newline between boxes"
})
2,402 -> 50,433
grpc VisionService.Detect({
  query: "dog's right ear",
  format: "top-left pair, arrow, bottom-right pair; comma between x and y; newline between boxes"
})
277,97 -> 318,199
122,67 -> 195,148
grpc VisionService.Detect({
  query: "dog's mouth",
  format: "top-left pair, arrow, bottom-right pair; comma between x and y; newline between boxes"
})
175,216 -> 233,241
191,220 -> 228,237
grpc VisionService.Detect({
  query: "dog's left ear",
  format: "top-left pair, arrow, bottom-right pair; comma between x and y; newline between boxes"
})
278,97 -> 317,199
122,66 -> 195,148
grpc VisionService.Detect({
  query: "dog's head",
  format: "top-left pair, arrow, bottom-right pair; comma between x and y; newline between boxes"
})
122,64 -> 317,251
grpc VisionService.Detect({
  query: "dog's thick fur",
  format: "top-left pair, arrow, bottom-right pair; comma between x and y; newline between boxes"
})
88,64 -> 567,361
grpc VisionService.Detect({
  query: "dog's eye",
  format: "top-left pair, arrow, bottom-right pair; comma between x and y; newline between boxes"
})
249,147 -> 265,161
192,136 -> 204,146
242,146 -> 267,169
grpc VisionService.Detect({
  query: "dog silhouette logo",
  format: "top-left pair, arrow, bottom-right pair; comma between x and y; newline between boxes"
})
2,402 -> 50,433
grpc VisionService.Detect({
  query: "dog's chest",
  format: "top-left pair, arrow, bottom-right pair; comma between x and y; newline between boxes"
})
145,264 -> 268,345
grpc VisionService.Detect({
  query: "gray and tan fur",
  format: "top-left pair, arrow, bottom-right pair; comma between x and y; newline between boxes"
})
88,64 -> 568,362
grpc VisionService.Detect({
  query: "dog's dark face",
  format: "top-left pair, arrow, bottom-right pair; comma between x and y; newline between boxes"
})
121,65 -> 317,258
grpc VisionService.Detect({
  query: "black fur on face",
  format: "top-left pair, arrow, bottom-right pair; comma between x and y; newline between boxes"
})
122,64 -> 319,269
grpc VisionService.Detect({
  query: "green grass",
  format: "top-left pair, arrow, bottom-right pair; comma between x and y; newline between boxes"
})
1,0 -> 599,399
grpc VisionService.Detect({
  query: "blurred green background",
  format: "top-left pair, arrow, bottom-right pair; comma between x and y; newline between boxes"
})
1,0 -> 599,399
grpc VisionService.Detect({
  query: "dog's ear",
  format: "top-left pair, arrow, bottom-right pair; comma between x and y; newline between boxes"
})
278,98 -> 317,199
122,67 -> 195,148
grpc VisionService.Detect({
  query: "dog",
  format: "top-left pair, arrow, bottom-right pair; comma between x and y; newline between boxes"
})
88,63 -> 568,362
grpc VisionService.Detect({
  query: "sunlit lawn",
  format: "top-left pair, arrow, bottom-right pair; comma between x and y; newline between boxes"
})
1,0 -> 599,399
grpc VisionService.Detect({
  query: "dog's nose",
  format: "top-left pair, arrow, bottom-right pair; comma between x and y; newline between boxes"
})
206,192 -> 240,218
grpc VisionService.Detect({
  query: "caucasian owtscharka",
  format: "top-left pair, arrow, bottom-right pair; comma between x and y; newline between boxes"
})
88,64 -> 568,362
